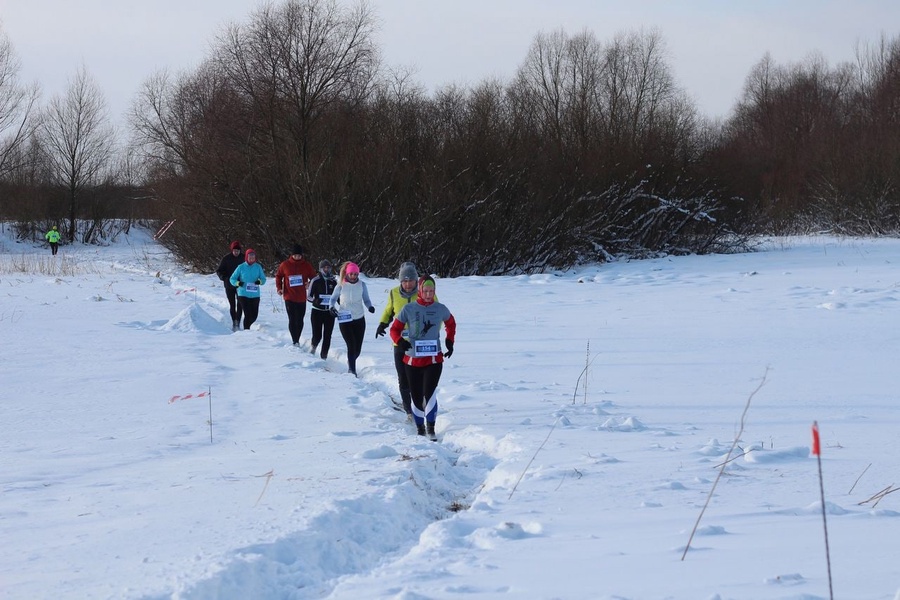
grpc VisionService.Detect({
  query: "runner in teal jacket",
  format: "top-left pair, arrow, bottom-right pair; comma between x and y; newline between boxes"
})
229,248 -> 266,329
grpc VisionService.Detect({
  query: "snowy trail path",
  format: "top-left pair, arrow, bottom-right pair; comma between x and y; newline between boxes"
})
137,262 -> 499,598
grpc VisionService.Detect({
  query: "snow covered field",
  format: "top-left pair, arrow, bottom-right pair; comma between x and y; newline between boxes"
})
2,225 -> 899,599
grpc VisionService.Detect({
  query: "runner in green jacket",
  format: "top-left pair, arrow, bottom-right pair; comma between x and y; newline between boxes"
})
45,226 -> 61,255
375,262 -> 433,418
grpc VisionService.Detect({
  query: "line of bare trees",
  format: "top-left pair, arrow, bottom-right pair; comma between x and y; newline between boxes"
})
0,37 -> 150,244
129,1 -> 742,275
3,0 -> 900,275
711,37 -> 900,235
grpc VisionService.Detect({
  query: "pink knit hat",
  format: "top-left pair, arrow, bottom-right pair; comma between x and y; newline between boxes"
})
345,262 -> 360,274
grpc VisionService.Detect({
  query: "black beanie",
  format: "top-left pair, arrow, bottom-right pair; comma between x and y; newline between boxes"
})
291,244 -> 304,256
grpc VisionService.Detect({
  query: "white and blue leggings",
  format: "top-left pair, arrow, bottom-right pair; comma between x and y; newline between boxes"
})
405,363 -> 443,425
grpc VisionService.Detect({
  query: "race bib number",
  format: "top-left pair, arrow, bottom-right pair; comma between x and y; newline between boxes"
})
319,294 -> 332,307
246,283 -> 259,293
337,310 -> 353,323
413,339 -> 438,357
289,275 -> 304,287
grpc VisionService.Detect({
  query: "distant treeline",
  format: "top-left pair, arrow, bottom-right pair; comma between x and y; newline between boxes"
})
3,1 -> 900,275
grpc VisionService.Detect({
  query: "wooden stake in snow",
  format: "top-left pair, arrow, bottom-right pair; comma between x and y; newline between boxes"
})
812,421 -> 834,600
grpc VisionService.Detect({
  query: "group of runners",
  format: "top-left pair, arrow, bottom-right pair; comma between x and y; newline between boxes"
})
216,242 -> 456,440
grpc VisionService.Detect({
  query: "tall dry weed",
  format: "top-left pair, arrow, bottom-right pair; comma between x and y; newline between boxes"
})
0,253 -> 102,277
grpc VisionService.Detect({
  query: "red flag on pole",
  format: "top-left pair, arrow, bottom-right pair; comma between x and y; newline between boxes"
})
811,421 -> 821,456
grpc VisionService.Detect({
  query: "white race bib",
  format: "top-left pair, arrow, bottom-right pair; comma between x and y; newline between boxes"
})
289,275 -> 304,287
413,339 -> 438,357
336,310 -> 353,323
246,283 -> 259,293
319,294 -> 332,307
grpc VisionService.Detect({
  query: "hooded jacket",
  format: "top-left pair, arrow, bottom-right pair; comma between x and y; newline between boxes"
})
229,250 -> 267,298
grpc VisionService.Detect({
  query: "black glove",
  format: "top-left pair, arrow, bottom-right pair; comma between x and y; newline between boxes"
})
329,307 -> 339,317
444,339 -> 454,359
368,305 -> 375,313
255,279 -> 262,285
237,281 -> 244,288
375,322 -> 388,338
397,338 -> 411,352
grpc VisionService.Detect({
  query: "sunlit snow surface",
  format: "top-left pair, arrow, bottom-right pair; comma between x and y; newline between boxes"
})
2,225 -> 900,599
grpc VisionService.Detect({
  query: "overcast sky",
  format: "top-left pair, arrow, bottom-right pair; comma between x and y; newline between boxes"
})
1,0 -> 898,130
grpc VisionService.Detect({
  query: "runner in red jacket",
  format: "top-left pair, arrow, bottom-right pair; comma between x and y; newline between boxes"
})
275,244 -> 317,345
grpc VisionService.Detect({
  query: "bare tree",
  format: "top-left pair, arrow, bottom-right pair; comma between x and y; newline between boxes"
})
599,28 -> 680,157
40,66 -> 116,241
215,0 -> 378,190
131,12 -> 742,274
0,26 -> 40,181
513,28 -> 568,144
722,52 -> 855,228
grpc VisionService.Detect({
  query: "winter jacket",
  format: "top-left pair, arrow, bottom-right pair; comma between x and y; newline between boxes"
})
390,299 -> 456,367
230,262 -> 267,298
308,272 -> 338,311
331,279 -> 373,320
378,286 -> 437,345
45,229 -> 61,243
275,257 -> 316,303
216,252 -> 243,288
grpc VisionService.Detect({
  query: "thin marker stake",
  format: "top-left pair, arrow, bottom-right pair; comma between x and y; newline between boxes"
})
812,421 -> 834,600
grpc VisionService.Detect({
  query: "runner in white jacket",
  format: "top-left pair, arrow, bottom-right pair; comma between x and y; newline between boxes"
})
330,261 -> 375,376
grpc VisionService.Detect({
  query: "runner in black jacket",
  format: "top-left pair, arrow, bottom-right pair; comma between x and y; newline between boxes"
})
307,259 -> 338,358
216,241 -> 244,331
